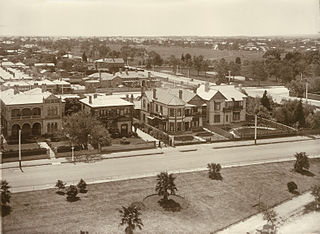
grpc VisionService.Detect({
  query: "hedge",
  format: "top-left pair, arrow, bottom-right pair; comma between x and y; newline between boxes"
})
2,148 -> 48,158
56,145 -> 82,153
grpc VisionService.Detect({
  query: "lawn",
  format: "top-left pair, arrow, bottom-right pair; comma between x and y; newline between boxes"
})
3,159 -> 320,234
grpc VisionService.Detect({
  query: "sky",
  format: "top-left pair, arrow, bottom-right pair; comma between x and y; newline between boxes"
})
0,0 -> 319,37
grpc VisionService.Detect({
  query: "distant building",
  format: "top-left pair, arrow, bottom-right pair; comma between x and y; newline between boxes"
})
0,88 -> 65,139
79,94 -> 134,136
94,58 -> 125,72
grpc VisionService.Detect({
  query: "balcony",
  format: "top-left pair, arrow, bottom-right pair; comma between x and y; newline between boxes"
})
12,115 -> 42,120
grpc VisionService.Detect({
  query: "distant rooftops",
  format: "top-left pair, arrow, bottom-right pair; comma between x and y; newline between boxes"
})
196,84 -> 247,101
94,58 -> 125,64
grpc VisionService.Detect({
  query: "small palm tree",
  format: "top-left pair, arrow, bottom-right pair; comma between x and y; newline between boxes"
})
155,172 -> 177,202
1,180 -> 11,207
294,152 -> 309,173
119,205 -> 143,234
66,185 -> 78,201
77,179 -> 87,193
55,180 -> 66,194
207,163 -> 222,180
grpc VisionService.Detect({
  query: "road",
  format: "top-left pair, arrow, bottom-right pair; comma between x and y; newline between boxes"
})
2,139 -> 320,192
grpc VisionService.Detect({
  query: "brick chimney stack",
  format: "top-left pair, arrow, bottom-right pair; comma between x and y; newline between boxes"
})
179,90 -> 183,99
89,95 -> 92,104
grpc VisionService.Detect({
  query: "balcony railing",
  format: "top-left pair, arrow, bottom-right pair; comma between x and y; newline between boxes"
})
12,115 -> 41,119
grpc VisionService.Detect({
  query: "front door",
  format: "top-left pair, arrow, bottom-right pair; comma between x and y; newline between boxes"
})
120,124 -> 128,136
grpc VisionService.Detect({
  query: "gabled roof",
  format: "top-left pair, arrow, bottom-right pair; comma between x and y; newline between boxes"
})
197,84 -> 246,101
144,88 -> 186,106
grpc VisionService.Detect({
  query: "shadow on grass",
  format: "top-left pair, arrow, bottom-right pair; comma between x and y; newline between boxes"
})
1,206 -> 11,217
56,191 -> 65,195
289,190 -> 300,195
299,170 -> 315,177
79,189 -> 88,194
158,198 -> 182,212
130,201 -> 146,211
66,197 -> 80,202
304,201 -> 320,214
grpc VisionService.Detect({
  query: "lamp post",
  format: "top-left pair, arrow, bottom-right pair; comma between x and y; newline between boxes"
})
18,129 -> 22,168
71,142 -> 74,162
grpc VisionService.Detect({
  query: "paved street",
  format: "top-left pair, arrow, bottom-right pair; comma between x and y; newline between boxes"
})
2,138 -> 320,192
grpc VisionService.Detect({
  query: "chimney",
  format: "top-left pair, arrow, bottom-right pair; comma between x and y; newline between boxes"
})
153,88 -> 157,99
94,94 -> 97,99
148,71 -> 151,78
126,94 -> 129,101
89,95 -> 92,104
125,69 -> 129,75
13,85 -> 19,94
205,82 -> 209,92
130,94 -> 134,103
41,84 -> 47,92
119,68 -> 122,74
179,90 -> 183,99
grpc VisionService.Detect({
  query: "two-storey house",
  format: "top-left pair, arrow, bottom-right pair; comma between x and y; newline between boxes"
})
79,94 -> 134,136
0,88 -> 64,139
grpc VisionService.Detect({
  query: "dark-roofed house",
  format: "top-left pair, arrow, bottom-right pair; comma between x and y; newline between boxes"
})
95,58 -> 125,72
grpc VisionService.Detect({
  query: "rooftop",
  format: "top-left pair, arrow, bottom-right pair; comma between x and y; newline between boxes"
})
79,95 -> 134,108
197,84 -> 247,101
1,88 -> 54,105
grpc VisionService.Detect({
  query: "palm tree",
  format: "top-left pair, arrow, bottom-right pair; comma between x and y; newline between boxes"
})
294,152 -> 309,173
119,205 -> 143,234
207,163 -> 222,180
155,172 -> 177,202
1,180 -> 11,208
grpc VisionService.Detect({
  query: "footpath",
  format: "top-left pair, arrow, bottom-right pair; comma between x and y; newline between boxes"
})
218,192 -> 319,234
1,135 -> 319,170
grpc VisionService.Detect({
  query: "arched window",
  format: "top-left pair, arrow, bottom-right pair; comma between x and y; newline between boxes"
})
11,109 -> 20,118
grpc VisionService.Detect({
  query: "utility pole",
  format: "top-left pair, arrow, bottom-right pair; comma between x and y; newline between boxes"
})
18,129 -> 22,168
254,114 -> 257,145
306,82 -> 308,104
71,142 -> 74,163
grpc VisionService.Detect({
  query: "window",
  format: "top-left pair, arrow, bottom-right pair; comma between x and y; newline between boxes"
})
226,115 -> 229,122
214,114 -> 220,123
177,109 -> 181,116
169,109 -> 175,117
233,112 -> 240,121
160,106 -> 163,114
214,102 -> 221,111
177,122 -> 182,131
120,109 -> 123,115
185,109 -> 190,116
170,122 -> 174,131
156,104 -> 158,112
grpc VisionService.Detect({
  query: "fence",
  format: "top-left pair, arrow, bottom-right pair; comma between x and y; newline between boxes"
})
139,123 -> 170,144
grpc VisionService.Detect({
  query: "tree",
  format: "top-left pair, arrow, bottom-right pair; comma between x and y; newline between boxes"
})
311,185 -> 320,209
235,56 -> 241,65
55,180 -> 66,194
82,52 -> 87,62
248,61 -> 267,85
293,100 -> 305,128
90,124 -> 111,149
1,180 -> 11,208
193,55 -> 204,76
294,152 -> 309,173
207,163 -> 222,180
287,181 -> 298,193
77,179 -> 87,193
261,90 -> 271,111
63,112 -> 110,149
66,185 -> 78,201
119,205 -> 143,234
155,172 -> 177,202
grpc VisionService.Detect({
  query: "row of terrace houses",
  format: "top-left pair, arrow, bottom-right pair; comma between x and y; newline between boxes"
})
140,83 -> 247,134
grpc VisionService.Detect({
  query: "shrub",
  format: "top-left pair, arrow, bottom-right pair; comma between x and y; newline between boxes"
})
120,137 -> 130,145
2,148 -> 47,158
66,185 -> 78,201
77,179 -> 87,193
55,180 -> 66,194
207,163 -> 222,180
287,181 -> 298,193
311,185 -> 320,209
294,152 -> 310,173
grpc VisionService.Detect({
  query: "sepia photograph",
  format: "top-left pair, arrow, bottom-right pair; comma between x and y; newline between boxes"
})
0,0 -> 320,233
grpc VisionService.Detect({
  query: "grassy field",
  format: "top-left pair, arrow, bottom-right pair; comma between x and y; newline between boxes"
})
3,159 -> 320,234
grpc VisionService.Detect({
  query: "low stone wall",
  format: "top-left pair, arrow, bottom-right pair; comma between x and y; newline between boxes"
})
101,141 -> 156,153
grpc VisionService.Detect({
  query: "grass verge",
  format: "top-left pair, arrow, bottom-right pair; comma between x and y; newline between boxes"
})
3,159 -> 320,234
